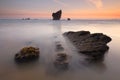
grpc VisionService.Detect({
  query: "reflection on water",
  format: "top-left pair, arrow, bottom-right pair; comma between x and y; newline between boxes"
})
0,19 -> 120,80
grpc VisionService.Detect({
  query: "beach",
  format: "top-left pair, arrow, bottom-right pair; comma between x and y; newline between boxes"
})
0,19 -> 120,80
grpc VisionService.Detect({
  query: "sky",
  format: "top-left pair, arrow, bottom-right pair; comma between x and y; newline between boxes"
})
0,0 -> 120,19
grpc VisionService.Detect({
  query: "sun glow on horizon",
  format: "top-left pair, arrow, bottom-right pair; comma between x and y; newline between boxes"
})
0,0 -> 120,19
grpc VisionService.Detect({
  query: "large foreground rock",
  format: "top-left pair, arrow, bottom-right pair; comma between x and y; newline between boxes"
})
52,10 -> 62,20
64,31 -> 112,58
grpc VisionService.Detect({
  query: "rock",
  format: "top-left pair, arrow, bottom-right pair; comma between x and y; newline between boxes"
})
55,43 -> 64,51
22,18 -> 30,20
54,53 -> 69,69
52,10 -> 62,20
67,18 -> 71,21
15,46 -> 40,63
63,31 -> 112,58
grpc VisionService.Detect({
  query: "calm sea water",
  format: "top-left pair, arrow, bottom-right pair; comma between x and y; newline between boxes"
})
0,19 -> 120,80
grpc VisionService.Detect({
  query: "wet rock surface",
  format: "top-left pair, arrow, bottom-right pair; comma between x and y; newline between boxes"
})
55,43 -> 64,51
54,53 -> 69,69
52,10 -> 62,20
63,31 -> 112,58
15,46 -> 40,63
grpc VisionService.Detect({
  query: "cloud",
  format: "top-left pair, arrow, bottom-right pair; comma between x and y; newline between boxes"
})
88,0 -> 103,9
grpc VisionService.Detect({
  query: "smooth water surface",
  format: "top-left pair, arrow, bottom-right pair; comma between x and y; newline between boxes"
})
0,19 -> 120,80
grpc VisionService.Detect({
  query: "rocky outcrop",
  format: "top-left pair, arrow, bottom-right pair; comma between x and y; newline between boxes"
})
15,46 -> 40,63
64,31 -> 112,58
52,10 -> 62,20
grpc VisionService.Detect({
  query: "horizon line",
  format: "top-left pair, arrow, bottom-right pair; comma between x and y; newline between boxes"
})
0,18 -> 120,20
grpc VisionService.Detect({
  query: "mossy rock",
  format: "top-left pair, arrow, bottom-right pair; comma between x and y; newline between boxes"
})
15,46 -> 40,63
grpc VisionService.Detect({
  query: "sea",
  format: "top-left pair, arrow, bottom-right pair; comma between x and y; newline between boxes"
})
0,19 -> 120,80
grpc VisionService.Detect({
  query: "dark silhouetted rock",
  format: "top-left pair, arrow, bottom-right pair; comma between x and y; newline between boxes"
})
67,18 -> 71,21
52,10 -> 62,20
63,31 -> 112,58
22,18 -> 30,20
54,53 -> 69,69
15,46 -> 40,63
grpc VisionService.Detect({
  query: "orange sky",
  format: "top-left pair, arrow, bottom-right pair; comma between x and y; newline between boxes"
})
0,0 -> 120,19
63,9 -> 120,19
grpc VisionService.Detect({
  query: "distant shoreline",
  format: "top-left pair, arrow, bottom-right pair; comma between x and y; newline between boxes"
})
0,18 -> 120,21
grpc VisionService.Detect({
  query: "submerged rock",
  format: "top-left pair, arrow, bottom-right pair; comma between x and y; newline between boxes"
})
54,53 -> 69,69
15,46 -> 40,63
64,31 -> 112,58
56,43 -> 64,51
52,10 -> 62,20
